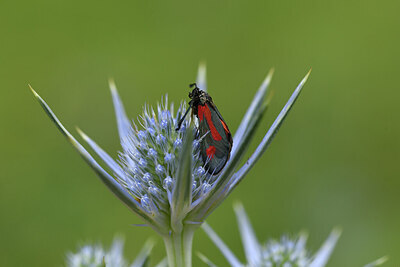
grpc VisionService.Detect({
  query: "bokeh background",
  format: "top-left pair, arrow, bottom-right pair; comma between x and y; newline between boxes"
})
1,0 -> 399,266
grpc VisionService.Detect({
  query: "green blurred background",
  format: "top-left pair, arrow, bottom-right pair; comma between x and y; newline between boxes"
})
1,0 -> 399,266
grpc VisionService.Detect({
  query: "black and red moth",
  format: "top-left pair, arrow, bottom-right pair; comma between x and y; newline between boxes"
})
176,83 -> 233,175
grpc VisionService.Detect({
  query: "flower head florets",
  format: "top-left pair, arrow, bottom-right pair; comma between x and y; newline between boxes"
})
115,97 -> 213,216
261,235 -> 311,266
67,237 -> 156,267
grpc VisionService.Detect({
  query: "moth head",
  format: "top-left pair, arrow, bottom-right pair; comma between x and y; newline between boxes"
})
189,83 -> 207,105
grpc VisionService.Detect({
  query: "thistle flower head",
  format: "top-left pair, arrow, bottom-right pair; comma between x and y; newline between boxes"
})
67,237 -> 159,267
261,234 -> 315,266
201,203 -> 387,267
31,64 -> 310,235
105,95 -> 215,219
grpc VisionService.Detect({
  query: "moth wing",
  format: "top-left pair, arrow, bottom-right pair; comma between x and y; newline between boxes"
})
197,103 -> 232,174
207,101 -> 233,145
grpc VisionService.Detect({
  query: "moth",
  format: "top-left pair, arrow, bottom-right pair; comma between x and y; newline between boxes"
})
176,83 -> 233,174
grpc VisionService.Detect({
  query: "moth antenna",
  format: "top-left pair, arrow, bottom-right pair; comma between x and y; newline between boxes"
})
176,105 -> 192,131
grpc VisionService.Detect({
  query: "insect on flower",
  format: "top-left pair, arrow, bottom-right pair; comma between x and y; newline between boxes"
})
31,63 -> 311,267
176,83 -> 233,175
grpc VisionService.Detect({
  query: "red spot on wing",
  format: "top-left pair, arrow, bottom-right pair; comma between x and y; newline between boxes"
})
198,105 -> 205,122
206,145 -> 216,158
197,104 -> 222,141
220,119 -> 230,135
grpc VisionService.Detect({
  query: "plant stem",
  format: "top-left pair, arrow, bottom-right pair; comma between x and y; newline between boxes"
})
163,226 -> 196,267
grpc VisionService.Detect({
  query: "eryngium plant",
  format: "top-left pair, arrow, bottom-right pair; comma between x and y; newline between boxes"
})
67,237 -> 166,267
200,203 -> 388,267
31,64 -> 309,267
